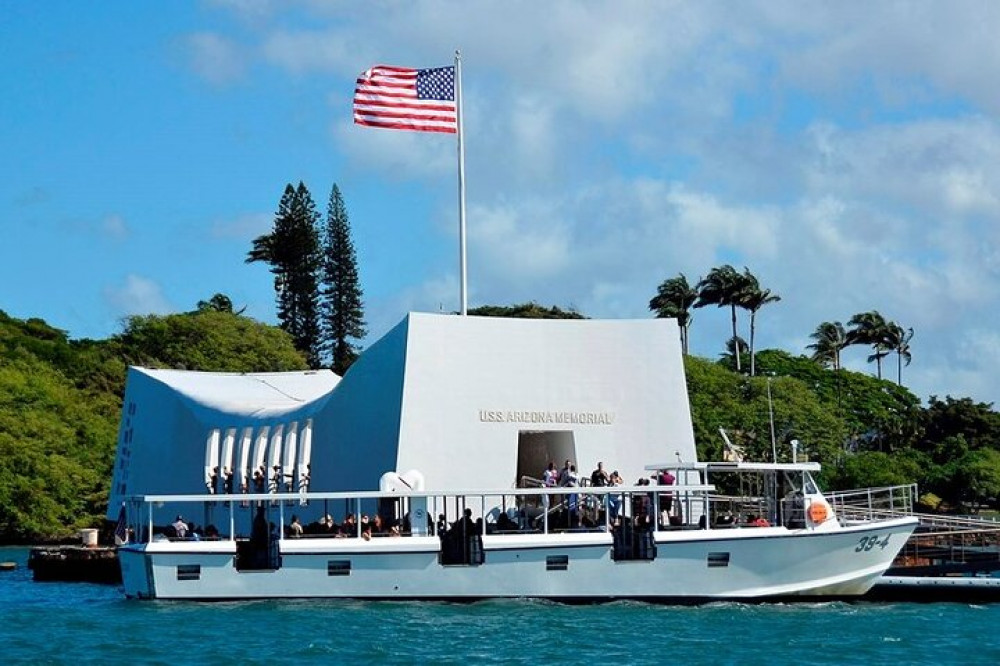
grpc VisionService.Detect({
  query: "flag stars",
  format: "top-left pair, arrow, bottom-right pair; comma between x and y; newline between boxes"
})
417,67 -> 455,101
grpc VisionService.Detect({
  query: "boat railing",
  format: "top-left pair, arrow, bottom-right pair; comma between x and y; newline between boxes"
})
824,484 -> 918,523
120,484 -> 719,545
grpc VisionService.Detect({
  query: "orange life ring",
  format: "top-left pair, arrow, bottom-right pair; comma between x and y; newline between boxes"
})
808,502 -> 829,524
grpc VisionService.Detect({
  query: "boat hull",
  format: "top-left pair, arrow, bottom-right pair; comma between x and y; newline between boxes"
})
119,517 -> 916,601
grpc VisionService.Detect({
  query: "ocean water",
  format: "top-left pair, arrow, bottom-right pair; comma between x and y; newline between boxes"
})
1,547 -> 998,665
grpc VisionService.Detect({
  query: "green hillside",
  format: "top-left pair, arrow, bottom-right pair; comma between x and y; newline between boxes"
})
1,307 -> 998,543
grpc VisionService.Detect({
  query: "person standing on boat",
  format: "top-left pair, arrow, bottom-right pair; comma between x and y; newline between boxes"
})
590,462 -> 609,487
607,470 -> 623,520
657,469 -> 676,527
560,459 -> 572,485
543,461 -> 559,487
561,464 -> 581,527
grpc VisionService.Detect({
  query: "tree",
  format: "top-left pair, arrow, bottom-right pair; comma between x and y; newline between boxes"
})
320,184 -> 367,375
467,303 -> 585,319
884,322 -> 914,386
247,183 -> 323,367
807,322 -> 849,371
847,310 -> 890,380
739,270 -> 781,376
649,273 -> 698,355
695,265 -> 753,372
116,309 -> 309,373
196,293 -> 246,315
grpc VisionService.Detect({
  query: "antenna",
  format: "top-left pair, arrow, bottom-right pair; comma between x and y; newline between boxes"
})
767,377 -> 777,463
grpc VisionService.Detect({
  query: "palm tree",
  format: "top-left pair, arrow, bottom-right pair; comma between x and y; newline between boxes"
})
649,273 -> 699,355
807,321 -> 849,370
847,311 -> 891,380
884,322 -> 914,385
740,270 -> 781,376
695,265 -> 753,372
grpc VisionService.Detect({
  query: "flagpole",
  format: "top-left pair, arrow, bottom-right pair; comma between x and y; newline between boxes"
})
455,49 -> 468,316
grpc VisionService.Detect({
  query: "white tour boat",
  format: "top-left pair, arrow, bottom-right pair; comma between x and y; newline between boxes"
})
117,462 -> 917,601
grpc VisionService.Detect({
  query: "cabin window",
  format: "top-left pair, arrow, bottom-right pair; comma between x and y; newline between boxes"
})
707,552 -> 730,568
327,560 -> 351,576
177,564 -> 201,581
546,555 -> 569,571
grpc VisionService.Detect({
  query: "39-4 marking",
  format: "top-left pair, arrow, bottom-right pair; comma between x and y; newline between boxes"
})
855,535 -> 891,552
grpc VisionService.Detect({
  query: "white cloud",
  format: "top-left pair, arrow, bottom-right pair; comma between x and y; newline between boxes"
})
101,214 -> 129,241
210,212 -> 272,240
261,29 -> 363,75
332,117 -> 455,178
104,275 -> 172,318
184,32 -> 246,85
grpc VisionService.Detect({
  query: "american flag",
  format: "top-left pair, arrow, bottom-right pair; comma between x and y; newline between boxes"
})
114,504 -> 128,544
353,65 -> 457,134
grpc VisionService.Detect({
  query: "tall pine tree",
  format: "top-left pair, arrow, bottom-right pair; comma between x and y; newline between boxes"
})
247,182 -> 323,367
320,184 -> 366,375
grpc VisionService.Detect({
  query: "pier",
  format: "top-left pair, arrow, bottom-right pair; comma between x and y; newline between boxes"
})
828,484 -> 1000,601
28,545 -> 121,583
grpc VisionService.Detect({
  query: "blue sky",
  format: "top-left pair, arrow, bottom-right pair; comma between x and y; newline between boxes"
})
4,1 -> 1000,406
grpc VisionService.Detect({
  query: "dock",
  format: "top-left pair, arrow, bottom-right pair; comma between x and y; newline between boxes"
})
828,486 -> 1000,602
28,546 -> 121,584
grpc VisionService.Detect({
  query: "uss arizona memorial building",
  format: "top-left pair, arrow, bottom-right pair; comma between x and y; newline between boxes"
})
107,312 -> 697,520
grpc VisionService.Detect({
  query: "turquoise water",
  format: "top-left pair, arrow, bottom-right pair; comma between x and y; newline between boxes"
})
2,547 -> 998,665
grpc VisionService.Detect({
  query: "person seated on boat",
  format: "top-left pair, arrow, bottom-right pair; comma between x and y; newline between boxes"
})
543,461 -> 559,487
496,508 -> 519,533
436,513 -> 448,537
715,511 -> 735,527
320,514 -> 337,535
372,514 -> 386,535
204,524 -> 220,539
339,513 -> 356,538
746,514 -> 771,527
288,515 -> 304,538
172,515 -> 188,538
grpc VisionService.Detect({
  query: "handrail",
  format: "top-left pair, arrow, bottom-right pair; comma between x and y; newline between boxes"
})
129,484 -> 718,504
824,483 -> 917,523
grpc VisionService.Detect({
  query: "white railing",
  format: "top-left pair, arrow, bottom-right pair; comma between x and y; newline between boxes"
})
825,484 -> 917,523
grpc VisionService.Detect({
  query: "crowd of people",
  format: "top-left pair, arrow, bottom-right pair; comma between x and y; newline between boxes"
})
205,464 -> 312,496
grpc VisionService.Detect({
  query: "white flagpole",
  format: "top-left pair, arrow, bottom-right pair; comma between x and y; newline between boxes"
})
455,49 -> 468,316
